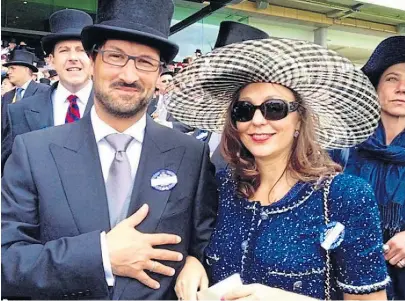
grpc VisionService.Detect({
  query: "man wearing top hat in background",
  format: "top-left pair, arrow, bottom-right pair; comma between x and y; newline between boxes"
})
149,67 -> 194,133
188,21 -> 269,170
48,69 -> 59,84
1,9 -> 94,172
1,0 -> 217,299
1,50 -> 49,135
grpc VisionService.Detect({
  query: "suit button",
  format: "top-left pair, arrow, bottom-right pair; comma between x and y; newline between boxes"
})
293,280 -> 303,291
241,240 -> 248,251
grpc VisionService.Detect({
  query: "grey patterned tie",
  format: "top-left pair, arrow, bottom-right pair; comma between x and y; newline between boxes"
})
105,134 -> 134,227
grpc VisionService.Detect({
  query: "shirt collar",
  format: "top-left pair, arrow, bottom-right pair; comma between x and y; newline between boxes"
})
55,80 -> 93,105
91,106 -> 146,144
20,80 -> 32,90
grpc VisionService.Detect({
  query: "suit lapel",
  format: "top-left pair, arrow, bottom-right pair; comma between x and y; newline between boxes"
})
114,117 -> 186,299
23,80 -> 37,98
83,88 -> 94,116
24,84 -> 55,131
49,115 -> 111,234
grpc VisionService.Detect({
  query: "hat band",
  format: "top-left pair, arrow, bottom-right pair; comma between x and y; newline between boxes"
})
99,20 -> 167,39
50,27 -> 83,35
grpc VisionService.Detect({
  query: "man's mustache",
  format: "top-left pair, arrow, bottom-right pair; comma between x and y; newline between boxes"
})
110,81 -> 144,91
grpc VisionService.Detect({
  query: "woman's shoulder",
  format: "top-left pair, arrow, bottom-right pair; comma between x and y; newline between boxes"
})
328,173 -> 377,212
215,168 -> 233,184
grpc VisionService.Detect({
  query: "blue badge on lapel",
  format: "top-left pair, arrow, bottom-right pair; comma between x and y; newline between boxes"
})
151,169 -> 178,191
320,221 -> 345,250
195,130 -> 209,141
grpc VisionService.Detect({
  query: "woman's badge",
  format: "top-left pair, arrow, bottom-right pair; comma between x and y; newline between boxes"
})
320,221 -> 345,250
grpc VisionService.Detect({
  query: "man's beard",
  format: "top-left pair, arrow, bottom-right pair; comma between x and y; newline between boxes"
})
95,81 -> 152,118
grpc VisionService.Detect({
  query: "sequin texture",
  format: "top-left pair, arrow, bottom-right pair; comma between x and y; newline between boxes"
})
205,170 -> 390,299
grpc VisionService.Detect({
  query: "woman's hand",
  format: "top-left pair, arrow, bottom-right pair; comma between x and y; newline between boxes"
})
222,284 -> 315,301
175,256 -> 209,300
384,231 -> 405,268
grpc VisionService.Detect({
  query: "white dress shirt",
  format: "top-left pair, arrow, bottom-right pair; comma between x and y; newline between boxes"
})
52,80 -> 92,126
91,107 -> 146,286
16,80 -> 32,99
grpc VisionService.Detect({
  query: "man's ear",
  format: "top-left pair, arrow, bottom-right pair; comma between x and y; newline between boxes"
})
48,53 -> 55,69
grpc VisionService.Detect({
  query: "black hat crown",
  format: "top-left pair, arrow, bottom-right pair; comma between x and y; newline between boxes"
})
81,0 -> 179,63
48,69 -> 58,78
214,21 -> 269,49
42,9 -> 93,54
3,49 -> 38,72
361,36 -> 405,87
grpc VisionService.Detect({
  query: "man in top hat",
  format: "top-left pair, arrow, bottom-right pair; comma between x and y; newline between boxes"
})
147,67 -> 173,117
190,21 -> 269,170
1,0 -> 217,299
1,9 -> 93,172
1,49 -> 50,135
48,69 -> 59,83
148,68 -> 193,133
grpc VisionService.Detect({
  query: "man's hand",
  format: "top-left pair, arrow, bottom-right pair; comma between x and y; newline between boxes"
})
106,204 -> 183,289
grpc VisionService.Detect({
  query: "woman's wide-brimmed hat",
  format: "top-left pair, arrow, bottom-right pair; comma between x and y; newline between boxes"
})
167,38 -> 380,149
361,35 -> 405,87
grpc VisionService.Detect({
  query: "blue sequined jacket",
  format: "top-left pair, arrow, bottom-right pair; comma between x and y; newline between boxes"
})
205,170 -> 389,300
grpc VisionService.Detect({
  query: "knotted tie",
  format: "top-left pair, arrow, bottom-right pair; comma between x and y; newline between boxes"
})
65,95 -> 80,123
13,87 -> 24,103
105,134 -> 134,227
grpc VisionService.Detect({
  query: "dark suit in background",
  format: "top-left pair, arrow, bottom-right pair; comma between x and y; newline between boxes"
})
1,82 -> 94,172
1,114 -> 218,299
1,80 -> 49,135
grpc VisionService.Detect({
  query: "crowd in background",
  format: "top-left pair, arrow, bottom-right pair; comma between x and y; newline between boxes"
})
0,2 -> 404,300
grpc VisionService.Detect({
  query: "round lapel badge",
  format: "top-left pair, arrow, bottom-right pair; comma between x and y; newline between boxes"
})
151,169 -> 178,191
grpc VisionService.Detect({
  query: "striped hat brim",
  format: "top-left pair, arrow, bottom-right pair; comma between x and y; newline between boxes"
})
167,38 -> 380,149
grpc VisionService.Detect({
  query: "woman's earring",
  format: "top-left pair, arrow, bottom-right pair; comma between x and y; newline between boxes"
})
294,130 -> 300,138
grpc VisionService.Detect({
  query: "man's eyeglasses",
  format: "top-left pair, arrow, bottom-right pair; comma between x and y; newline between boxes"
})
161,79 -> 173,84
94,49 -> 163,72
231,99 -> 299,122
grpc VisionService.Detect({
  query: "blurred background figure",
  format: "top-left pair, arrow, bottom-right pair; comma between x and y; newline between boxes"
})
194,48 -> 202,58
39,77 -> 51,85
1,75 -> 15,96
1,49 -> 49,134
48,69 -> 59,83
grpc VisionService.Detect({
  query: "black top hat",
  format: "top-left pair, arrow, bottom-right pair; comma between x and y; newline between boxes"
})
362,36 -> 405,87
81,0 -> 179,64
36,60 -> 46,68
161,67 -> 173,76
3,50 -> 38,72
48,69 -> 58,78
39,77 -> 51,85
42,9 -> 93,55
214,21 -> 269,49
9,38 -> 17,44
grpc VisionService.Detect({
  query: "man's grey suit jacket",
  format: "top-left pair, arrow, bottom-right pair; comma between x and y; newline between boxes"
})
1,80 -> 49,135
1,114 -> 218,300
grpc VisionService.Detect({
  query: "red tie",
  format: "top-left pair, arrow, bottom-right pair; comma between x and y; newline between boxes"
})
65,95 -> 81,123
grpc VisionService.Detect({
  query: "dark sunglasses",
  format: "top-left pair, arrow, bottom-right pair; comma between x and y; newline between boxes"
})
231,99 -> 300,122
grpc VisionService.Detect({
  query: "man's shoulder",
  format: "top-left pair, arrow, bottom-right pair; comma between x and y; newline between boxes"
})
30,80 -> 50,92
17,122 -> 76,146
2,89 -> 15,102
10,91 -> 49,112
152,121 -> 205,150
